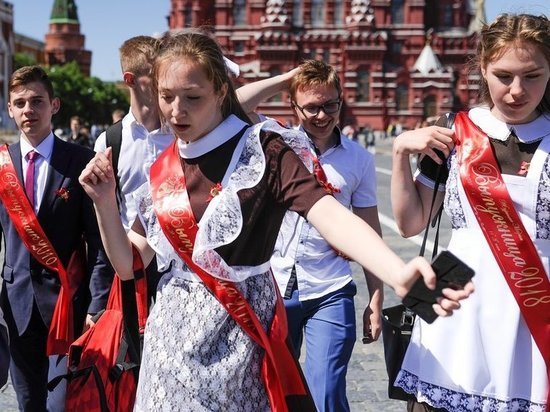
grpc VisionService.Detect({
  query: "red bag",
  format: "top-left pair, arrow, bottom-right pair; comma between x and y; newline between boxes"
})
50,249 -> 148,412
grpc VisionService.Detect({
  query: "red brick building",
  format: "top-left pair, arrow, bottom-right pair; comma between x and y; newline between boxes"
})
0,1 -> 14,128
168,0 -> 484,130
44,0 -> 91,76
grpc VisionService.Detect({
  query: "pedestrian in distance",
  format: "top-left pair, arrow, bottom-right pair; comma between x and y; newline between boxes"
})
79,31 -> 473,412
391,13 -> 550,412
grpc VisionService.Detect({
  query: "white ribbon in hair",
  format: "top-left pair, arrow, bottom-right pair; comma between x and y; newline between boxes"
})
223,56 -> 240,77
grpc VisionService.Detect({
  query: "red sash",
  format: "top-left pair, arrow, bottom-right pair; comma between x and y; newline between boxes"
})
150,141 -> 313,412
454,112 -> 550,405
0,145 -> 85,355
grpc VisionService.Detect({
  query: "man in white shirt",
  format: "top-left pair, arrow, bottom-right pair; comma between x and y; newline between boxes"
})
94,35 -> 173,231
238,60 -> 383,412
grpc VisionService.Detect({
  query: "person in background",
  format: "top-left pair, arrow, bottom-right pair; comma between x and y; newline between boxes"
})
68,115 -> 93,149
237,59 -> 383,412
111,108 -> 125,124
94,35 -> 174,303
80,31 -> 473,411
0,65 -> 113,411
94,35 -> 172,232
390,13 -> 550,412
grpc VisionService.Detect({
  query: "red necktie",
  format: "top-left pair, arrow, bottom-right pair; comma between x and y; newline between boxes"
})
25,150 -> 38,208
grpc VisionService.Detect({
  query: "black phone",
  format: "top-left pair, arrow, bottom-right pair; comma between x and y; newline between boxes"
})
402,251 -> 475,324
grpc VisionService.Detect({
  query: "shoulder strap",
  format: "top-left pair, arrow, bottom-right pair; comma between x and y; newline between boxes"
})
419,112 -> 455,259
106,120 -> 123,174
105,120 -> 123,206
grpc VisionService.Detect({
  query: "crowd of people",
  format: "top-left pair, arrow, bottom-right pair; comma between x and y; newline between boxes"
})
0,11 -> 547,412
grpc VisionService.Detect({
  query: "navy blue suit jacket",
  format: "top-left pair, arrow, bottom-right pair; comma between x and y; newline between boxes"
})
0,136 -> 113,336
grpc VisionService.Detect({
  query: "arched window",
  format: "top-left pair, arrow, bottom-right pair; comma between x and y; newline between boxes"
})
396,84 -> 409,111
334,0 -> 344,25
357,68 -> 370,102
233,0 -> 246,26
184,5 -> 192,27
423,95 -> 437,119
293,0 -> 303,26
443,4 -> 453,26
311,0 -> 325,27
391,0 -> 404,24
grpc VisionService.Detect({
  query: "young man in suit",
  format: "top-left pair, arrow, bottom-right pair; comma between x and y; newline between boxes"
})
0,65 -> 113,411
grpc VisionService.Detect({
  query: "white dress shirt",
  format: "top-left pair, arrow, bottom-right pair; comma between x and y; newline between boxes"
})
271,127 -> 378,301
94,111 -> 173,230
20,132 -> 55,213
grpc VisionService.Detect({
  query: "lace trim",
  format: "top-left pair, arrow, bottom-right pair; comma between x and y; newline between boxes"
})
395,369 -> 546,412
193,119 -> 313,282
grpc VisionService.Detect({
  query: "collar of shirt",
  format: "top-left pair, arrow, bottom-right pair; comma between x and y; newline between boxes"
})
177,114 -> 248,159
124,110 -> 171,139
469,107 -> 550,143
20,132 -> 54,162
296,124 -> 342,157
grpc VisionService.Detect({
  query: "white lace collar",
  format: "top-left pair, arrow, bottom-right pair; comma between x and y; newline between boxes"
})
469,106 -> 550,143
177,114 -> 248,159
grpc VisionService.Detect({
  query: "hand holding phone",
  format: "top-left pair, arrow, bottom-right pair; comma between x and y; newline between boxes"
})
402,251 -> 474,323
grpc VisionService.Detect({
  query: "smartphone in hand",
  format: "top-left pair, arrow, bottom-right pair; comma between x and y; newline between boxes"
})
402,251 -> 475,323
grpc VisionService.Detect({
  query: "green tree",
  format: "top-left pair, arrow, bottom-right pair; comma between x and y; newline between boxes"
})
14,52 -> 37,70
46,62 -> 129,129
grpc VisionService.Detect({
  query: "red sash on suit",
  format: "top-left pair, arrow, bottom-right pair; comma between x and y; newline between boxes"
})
0,144 -> 84,355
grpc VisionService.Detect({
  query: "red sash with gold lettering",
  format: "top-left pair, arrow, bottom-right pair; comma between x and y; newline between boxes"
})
454,112 -> 550,404
150,141 -> 314,412
0,144 -> 84,355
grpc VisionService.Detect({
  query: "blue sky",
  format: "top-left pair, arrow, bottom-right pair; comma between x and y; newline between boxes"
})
11,0 -> 550,82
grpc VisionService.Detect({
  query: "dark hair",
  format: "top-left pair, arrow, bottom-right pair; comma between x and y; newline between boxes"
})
154,30 -> 250,124
472,13 -> 550,113
289,59 -> 342,101
9,65 -> 55,100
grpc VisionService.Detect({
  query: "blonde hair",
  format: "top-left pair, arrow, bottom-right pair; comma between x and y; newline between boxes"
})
153,30 -> 250,123
289,59 -> 342,102
473,13 -> 550,113
119,35 -> 160,76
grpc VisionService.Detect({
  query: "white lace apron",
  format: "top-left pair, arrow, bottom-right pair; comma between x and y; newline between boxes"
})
132,118 -> 313,411
396,135 -> 550,412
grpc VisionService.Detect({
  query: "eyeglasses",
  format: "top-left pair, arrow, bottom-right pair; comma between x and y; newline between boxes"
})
292,100 -> 341,117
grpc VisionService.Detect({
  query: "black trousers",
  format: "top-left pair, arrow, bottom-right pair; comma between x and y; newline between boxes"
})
3,298 -> 66,412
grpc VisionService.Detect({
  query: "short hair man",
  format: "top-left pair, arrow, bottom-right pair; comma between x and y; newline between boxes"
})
94,35 -> 172,231
68,115 -> 92,149
1,65 -> 113,410
237,60 -> 384,411
94,36 -> 174,300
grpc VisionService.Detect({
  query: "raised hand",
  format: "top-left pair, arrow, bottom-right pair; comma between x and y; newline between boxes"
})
393,126 -> 455,164
79,147 -> 116,205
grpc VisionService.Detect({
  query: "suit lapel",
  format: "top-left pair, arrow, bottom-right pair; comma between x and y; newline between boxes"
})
7,142 -> 24,184
38,137 -> 69,216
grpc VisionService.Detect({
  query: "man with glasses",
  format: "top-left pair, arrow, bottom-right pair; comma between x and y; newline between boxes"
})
237,59 -> 383,412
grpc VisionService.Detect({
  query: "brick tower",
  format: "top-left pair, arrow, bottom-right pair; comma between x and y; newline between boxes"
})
44,0 -> 91,76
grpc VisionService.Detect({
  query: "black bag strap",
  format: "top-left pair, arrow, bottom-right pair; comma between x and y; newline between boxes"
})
105,120 -> 123,205
419,112 -> 456,259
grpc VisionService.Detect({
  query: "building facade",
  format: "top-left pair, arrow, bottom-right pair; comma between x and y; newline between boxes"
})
0,1 -> 13,128
168,0 -> 483,130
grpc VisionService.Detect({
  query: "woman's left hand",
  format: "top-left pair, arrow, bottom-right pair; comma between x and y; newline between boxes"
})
395,256 -> 475,317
